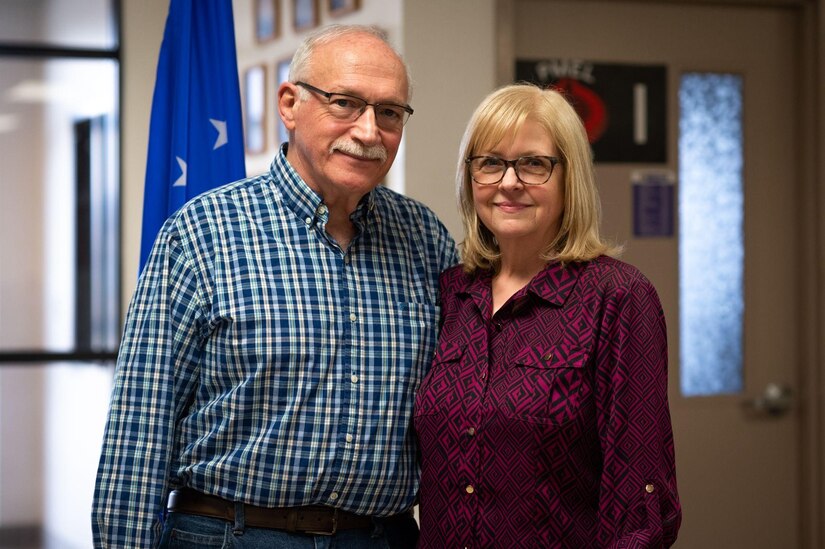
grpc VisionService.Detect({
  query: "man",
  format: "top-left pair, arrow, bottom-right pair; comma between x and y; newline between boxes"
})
93,24 -> 457,548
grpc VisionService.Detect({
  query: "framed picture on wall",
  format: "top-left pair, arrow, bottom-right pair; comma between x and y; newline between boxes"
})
329,0 -> 359,17
255,0 -> 279,43
244,65 -> 267,154
275,58 -> 291,146
293,0 -> 318,31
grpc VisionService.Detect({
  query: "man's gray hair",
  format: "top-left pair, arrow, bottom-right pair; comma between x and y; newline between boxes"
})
289,24 -> 412,100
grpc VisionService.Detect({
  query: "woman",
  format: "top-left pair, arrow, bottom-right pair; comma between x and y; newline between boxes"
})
414,84 -> 681,548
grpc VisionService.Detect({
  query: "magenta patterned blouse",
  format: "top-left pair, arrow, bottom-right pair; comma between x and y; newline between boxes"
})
414,257 -> 681,548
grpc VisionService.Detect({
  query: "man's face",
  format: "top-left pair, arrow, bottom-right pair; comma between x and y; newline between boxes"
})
281,33 -> 409,207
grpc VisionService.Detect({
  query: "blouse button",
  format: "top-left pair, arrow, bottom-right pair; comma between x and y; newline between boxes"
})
543,352 -> 553,360
467,427 -> 476,436
645,483 -> 655,494
480,371 -> 487,381
465,485 -> 475,494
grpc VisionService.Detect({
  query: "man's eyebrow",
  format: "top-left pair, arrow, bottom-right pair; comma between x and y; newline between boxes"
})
334,87 -> 408,106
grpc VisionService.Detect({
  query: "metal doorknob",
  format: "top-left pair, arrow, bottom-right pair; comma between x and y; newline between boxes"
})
743,383 -> 792,418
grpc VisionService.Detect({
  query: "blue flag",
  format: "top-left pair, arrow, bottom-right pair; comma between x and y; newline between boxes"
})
139,0 -> 246,272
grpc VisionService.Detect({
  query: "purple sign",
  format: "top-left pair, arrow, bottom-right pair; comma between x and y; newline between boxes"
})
633,172 -> 674,237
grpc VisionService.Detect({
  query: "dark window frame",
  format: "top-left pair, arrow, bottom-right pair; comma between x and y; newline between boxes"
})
0,0 -> 123,365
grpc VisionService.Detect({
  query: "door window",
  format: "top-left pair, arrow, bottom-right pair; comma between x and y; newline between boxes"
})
678,72 -> 744,396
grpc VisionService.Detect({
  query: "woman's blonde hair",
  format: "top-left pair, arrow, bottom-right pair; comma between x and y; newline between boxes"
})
457,83 -> 620,272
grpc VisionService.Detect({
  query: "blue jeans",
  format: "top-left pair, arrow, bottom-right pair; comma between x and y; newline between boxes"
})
157,510 -> 418,549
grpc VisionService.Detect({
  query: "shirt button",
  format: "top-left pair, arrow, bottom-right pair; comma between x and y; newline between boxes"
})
344,255 -> 351,264
494,322 -> 502,331
304,217 -> 312,225
345,434 -> 353,443
645,483 -> 655,494
329,492 -> 339,500
317,204 -> 328,215
350,313 -> 357,322
351,374 -> 359,383
480,372 -> 487,381
543,352 -> 553,360
465,485 -> 475,494
467,427 -> 476,436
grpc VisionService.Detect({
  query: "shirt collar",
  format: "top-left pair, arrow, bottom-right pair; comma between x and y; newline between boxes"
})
525,260 -> 586,306
458,260 -> 586,308
270,144 -> 376,228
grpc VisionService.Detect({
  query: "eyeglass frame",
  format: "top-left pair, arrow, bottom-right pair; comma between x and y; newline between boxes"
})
465,155 -> 563,186
294,81 -> 414,130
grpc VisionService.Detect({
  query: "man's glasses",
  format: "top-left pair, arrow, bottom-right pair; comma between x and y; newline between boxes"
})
295,81 -> 414,131
465,155 -> 562,185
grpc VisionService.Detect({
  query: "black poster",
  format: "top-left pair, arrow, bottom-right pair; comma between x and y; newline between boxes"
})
515,59 -> 667,163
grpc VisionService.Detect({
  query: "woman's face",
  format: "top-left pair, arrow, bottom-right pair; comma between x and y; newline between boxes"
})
472,117 -> 565,254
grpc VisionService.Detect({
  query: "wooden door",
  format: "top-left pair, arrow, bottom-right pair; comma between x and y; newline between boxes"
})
513,1 -> 804,546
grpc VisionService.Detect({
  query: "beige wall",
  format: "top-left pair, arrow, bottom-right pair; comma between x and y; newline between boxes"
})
120,0 -> 168,311
402,0 -> 496,239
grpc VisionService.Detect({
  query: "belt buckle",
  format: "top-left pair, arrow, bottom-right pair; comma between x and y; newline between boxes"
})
304,508 -> 338,536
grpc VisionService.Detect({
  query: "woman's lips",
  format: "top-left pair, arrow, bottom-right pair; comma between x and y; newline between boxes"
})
495,201 -> 529,213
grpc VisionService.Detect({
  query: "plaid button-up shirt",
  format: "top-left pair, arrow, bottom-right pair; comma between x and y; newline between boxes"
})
93,147 -> 458,548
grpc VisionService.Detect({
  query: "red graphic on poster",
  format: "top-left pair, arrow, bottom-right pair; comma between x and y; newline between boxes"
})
553,78 -> 608,144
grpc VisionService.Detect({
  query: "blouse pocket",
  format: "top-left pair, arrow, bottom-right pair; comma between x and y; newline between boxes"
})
500,342 -> 589,426
414,340 -> 466,418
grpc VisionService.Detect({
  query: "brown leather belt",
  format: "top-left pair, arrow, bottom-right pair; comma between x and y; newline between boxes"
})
166,488 -> 374,535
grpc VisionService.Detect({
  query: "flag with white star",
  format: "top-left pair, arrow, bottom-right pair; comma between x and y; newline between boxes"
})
139,0 -> 246,272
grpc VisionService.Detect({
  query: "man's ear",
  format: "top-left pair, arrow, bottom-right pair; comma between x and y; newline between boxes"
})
278,82 -> 298,131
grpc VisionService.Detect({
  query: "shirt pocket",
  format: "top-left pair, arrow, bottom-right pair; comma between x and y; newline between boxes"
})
414,340 -> 466,418
500,342 -> 589,426
392,301 -> 442,383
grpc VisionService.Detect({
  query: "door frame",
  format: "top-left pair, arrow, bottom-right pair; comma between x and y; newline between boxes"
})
495,0 -> 825,546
